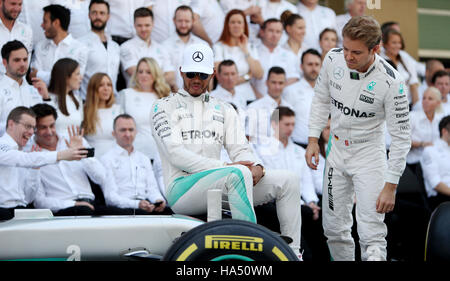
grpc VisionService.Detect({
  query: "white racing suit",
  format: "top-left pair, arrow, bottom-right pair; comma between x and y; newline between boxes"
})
151,89 -> 301,254
309,49 -> 411,261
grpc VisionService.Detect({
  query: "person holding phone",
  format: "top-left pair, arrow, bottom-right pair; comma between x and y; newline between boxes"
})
151,43 -> 302,259
100,114 -> 169,215
30,103 -> 121,216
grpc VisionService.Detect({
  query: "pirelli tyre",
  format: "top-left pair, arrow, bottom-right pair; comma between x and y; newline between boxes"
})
162,219 -> 298,261
425,202 -> 450,261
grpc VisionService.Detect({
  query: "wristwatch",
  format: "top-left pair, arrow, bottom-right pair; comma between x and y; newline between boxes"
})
243,73 -> 251,82
256,164 -> 265,178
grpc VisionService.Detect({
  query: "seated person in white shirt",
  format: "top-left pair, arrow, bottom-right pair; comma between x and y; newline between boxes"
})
0,40 -> 48,136
284,48 -> 322,148
252,18 -> 299,98
31,103 -> 120,216
0,106 -> 88,220
0,0 -> 33,76
120,7 -> 176,91
247,66 -> 293,145
432,70 -> 450,115
78,0 -> 120,100
253,106 -> 329,261
162,5 -> 209,91
210,60 -> 248,110
100,114 -> 170,215
420,115 -> 450,211
413,60 -> 445,112
29,4 -> 88,86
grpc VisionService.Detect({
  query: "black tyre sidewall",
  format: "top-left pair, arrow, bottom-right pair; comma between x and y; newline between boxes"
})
163,219 -> 298,261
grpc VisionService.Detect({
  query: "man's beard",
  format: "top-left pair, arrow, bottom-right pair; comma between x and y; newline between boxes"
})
176,27 -> 192,37
91,20 -> 107,32
2,7 -> 17,21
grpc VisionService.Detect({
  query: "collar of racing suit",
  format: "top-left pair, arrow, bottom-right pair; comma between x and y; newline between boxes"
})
177,89 -> 210,103
349,54 -> 379,80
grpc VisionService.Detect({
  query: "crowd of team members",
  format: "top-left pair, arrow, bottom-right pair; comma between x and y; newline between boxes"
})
0,0 -> 449,261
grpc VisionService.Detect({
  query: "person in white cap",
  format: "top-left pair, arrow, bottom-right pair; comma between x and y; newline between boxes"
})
150,43 -> 303,259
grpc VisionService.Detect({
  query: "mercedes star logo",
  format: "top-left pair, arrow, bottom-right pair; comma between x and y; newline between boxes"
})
192,51 -> 204,62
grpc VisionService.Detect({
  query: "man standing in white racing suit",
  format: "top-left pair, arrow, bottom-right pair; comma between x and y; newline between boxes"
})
151,43 -> 302,257
305,16 -> 411,261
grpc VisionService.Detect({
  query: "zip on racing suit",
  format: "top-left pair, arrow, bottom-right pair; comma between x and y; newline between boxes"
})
151,89 -> 302,254
308,48 -> 411,261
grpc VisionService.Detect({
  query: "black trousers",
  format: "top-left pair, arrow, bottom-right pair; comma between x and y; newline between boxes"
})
0,205 -> 33,221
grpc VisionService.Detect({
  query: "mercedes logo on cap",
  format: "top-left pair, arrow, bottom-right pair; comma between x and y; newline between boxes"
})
192,51 -> 204,62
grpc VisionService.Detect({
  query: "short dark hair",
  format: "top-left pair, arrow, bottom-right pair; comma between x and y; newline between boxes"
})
267,66 -> 286,80
301,48 -> 321,64
271,106 -> 295,123
432,70 -> 450,85
218,59 -> 237,73
31,103 -> 58,122
43,4 -> 71,31
89,0 -> 110,13
319,28 -> 338,41
134,7 -> 153,21
381,21 -> 399,36
439,115 -> 450,137
6,106 -> 36,130
113,114 -> 135,130
261,18 -> 282,30
174,5 -> 193,19
1,40 -> 28,61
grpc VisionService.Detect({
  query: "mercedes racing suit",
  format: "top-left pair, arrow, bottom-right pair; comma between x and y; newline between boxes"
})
309,49 -> 411,261
151,89 -> 301,254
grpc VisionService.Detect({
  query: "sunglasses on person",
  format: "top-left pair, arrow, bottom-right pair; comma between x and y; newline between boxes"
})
185,72 -> 209,80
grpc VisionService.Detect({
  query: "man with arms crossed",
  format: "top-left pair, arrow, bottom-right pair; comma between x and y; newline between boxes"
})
151,44 -> 302,258
305,16 -> 411,261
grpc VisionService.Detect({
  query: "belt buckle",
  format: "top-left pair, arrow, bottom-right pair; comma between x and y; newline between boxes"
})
345,140 -> 349,146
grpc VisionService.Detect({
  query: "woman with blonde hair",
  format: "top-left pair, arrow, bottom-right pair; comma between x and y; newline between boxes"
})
406,86 -> 445,173
82,73 -> 122,157
118,57 -> 170,161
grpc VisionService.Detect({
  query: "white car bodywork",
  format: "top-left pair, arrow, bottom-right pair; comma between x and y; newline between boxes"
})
0,209 -> 203,261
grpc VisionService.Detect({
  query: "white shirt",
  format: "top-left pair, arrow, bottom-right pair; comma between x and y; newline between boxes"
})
406,110 -> 443,164
0,75 -> 43,137
31,34 -> 89,85
0,133 -> 58,208
33,136 -> 107,212
57,0 -> 91,39
380,48 -> 419,103
213,41 -> 260,102
284,78 -> 315,145
100,144 -> 165,209
280,41 -> 308,79
84,104 -> 122,159
253,41 -> 299,97
297,2 -> 336,51
46,92 -> 84,136
119,88 -> 160,160
18,0 -> 49,47
420,138 -> 450,198
335,13 -> 351,47
253,137 -> 319,204
0,19 -> 33,75
78,32 -> 120,99
190,0 -> 225,44
220,0 -> 256,14
210,85 -> 248,110
443,95 -> 450,116
105,0 -> 155,38
120,36 -> 174,83
246,94 -> 291,144
150,0 -> 192,43
162,33 -> 208,89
